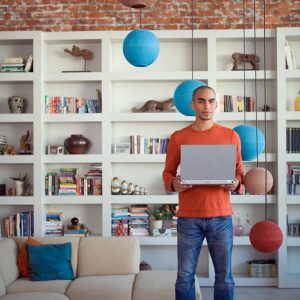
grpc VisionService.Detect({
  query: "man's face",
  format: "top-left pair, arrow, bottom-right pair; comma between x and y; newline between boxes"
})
190,88 -> 217,120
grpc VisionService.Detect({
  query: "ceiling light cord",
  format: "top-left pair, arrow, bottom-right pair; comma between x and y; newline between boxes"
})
191,0 -> 194,79
263,0 -> 268,220
243,0 -> 246,124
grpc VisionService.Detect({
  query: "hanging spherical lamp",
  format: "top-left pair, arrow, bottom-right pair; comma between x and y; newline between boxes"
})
233,124 -> 265,161
249,220 -> 283,253
123,29 -> 160,67
244,167 -> 273,194
173,80 -> 206,116
119,0 -> 156,8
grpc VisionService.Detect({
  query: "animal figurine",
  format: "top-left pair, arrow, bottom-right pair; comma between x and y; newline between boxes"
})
3,144 -> 16,155
20,130 -> 30,152
232,52 -> 259,70
132,98 -> 176,113
64,45 -> 93,61
64,45 -> 93,71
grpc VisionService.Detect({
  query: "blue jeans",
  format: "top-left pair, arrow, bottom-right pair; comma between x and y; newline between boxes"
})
176,216 -> 234,300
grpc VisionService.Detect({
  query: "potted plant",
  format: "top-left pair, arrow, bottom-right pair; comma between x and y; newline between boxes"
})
10,173 -> 27,196
151,204 -> 177,230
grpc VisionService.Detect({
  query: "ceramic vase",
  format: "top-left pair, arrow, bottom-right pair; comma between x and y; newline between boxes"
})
14,180 -> 24,196
64,134 -> 90,154
8,96 -> 26,113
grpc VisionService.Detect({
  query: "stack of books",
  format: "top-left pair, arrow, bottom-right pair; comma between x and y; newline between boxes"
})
45,212 -> 63,236
1,57 -> 24,72
129,205 -> 149,236
111,207 -> 129,236
171,215 -> 178,236
64,227 -> 88,237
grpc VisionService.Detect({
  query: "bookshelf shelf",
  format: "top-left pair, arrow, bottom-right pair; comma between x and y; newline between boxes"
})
44,196 -> 103,205
43,114 -> 103,123
43,154 -> 103,164
287,237 -> 300,247
0,114 -> 34,123
0,156 -> 34,164
0,196 -> 34,205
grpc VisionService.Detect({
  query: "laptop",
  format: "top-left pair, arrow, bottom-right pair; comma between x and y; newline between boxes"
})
180,144 -> 236,185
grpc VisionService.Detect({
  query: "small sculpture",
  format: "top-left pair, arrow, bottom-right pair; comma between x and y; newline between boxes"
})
128,183 -> 134,195
3,144 -> 16,155
19,130 -> 31,153
232,52 -> 259,70
120,180 -> 128,195
132,98 -> 176,113
111,177 -> 121,194
64,45 -> 93,72
134,185 -> 140,195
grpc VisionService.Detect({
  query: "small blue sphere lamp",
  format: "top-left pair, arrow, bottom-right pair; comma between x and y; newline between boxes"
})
173,80 -> 206,116
123,29 -> 160,67
233,124 -> 265,161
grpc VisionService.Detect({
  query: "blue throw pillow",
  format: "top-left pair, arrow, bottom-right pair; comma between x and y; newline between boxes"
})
27,242 -> 74,281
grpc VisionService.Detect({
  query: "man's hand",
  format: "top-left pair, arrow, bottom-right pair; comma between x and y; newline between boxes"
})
222,178 -> 239,192
171,176 -> 192,192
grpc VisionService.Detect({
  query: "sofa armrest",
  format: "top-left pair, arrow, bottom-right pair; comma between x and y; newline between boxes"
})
77,237 -> 140,277
0,273 -> 5,298
0,238 -> 19,287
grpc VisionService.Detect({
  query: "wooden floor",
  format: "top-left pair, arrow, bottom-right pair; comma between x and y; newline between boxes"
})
201,287 -> 300,300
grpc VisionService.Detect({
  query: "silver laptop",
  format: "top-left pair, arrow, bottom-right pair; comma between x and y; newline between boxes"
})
180,144 -> 236,185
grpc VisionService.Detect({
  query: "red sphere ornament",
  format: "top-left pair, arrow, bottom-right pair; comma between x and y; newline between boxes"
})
244,167 -> 273,195
119,0 -> 156,8
249,220 -> 283,253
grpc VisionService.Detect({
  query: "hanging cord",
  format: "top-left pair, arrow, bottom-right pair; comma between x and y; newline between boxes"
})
139,8 -> 142,29
191,0 -> 194,79
263,0 -> 268,220
253,0 -> 259,168
243,0 -> 246,124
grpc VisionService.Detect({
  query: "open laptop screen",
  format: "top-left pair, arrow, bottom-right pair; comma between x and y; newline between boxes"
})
180,144 -> 236,185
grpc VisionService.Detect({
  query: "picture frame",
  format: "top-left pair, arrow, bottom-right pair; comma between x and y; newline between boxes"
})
112,143 -> 131,154
47,145 -> 65,155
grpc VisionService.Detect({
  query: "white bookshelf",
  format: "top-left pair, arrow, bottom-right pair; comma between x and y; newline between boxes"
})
277,27 -> 300,288
0,28 -> 299,287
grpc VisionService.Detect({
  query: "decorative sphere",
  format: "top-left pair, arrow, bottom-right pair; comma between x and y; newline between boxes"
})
123,29 -> 160,67
249,221 -> 283,253
233,124 -> 265,161
119,0 -> 156,8
173,80 -> 206,116
244,167 -> 273,194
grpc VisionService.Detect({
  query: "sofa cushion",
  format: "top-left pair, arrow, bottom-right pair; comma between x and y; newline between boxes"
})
77,237 -> 140,276
132,270 -> 202,300
27,243 -> 74,281
66,275 -> 135,300
0,272 -> 5,297
0,292 -> 69,300
6,277 -> 71,295
16,237 -> 43,277
13,237 -> 80,277
0,239 -> 19,286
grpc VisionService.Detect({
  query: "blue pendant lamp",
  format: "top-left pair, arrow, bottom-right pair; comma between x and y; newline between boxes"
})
173,0 -> 206,116
123,29 -> 160,67
121,1 -> 160,67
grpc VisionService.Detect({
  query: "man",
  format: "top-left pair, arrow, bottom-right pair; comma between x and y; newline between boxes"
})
162,86 -> 244,300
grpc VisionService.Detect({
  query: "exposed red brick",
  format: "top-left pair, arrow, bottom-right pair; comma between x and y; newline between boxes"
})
0,0 -> 299,31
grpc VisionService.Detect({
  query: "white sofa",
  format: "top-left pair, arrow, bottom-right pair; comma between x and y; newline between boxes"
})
0,237 -> 201,300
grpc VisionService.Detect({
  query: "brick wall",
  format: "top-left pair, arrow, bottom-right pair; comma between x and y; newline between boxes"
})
0,0 -> 299,31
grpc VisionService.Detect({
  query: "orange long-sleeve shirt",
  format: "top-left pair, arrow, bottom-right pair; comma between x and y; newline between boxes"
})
162,123 -> 244,218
